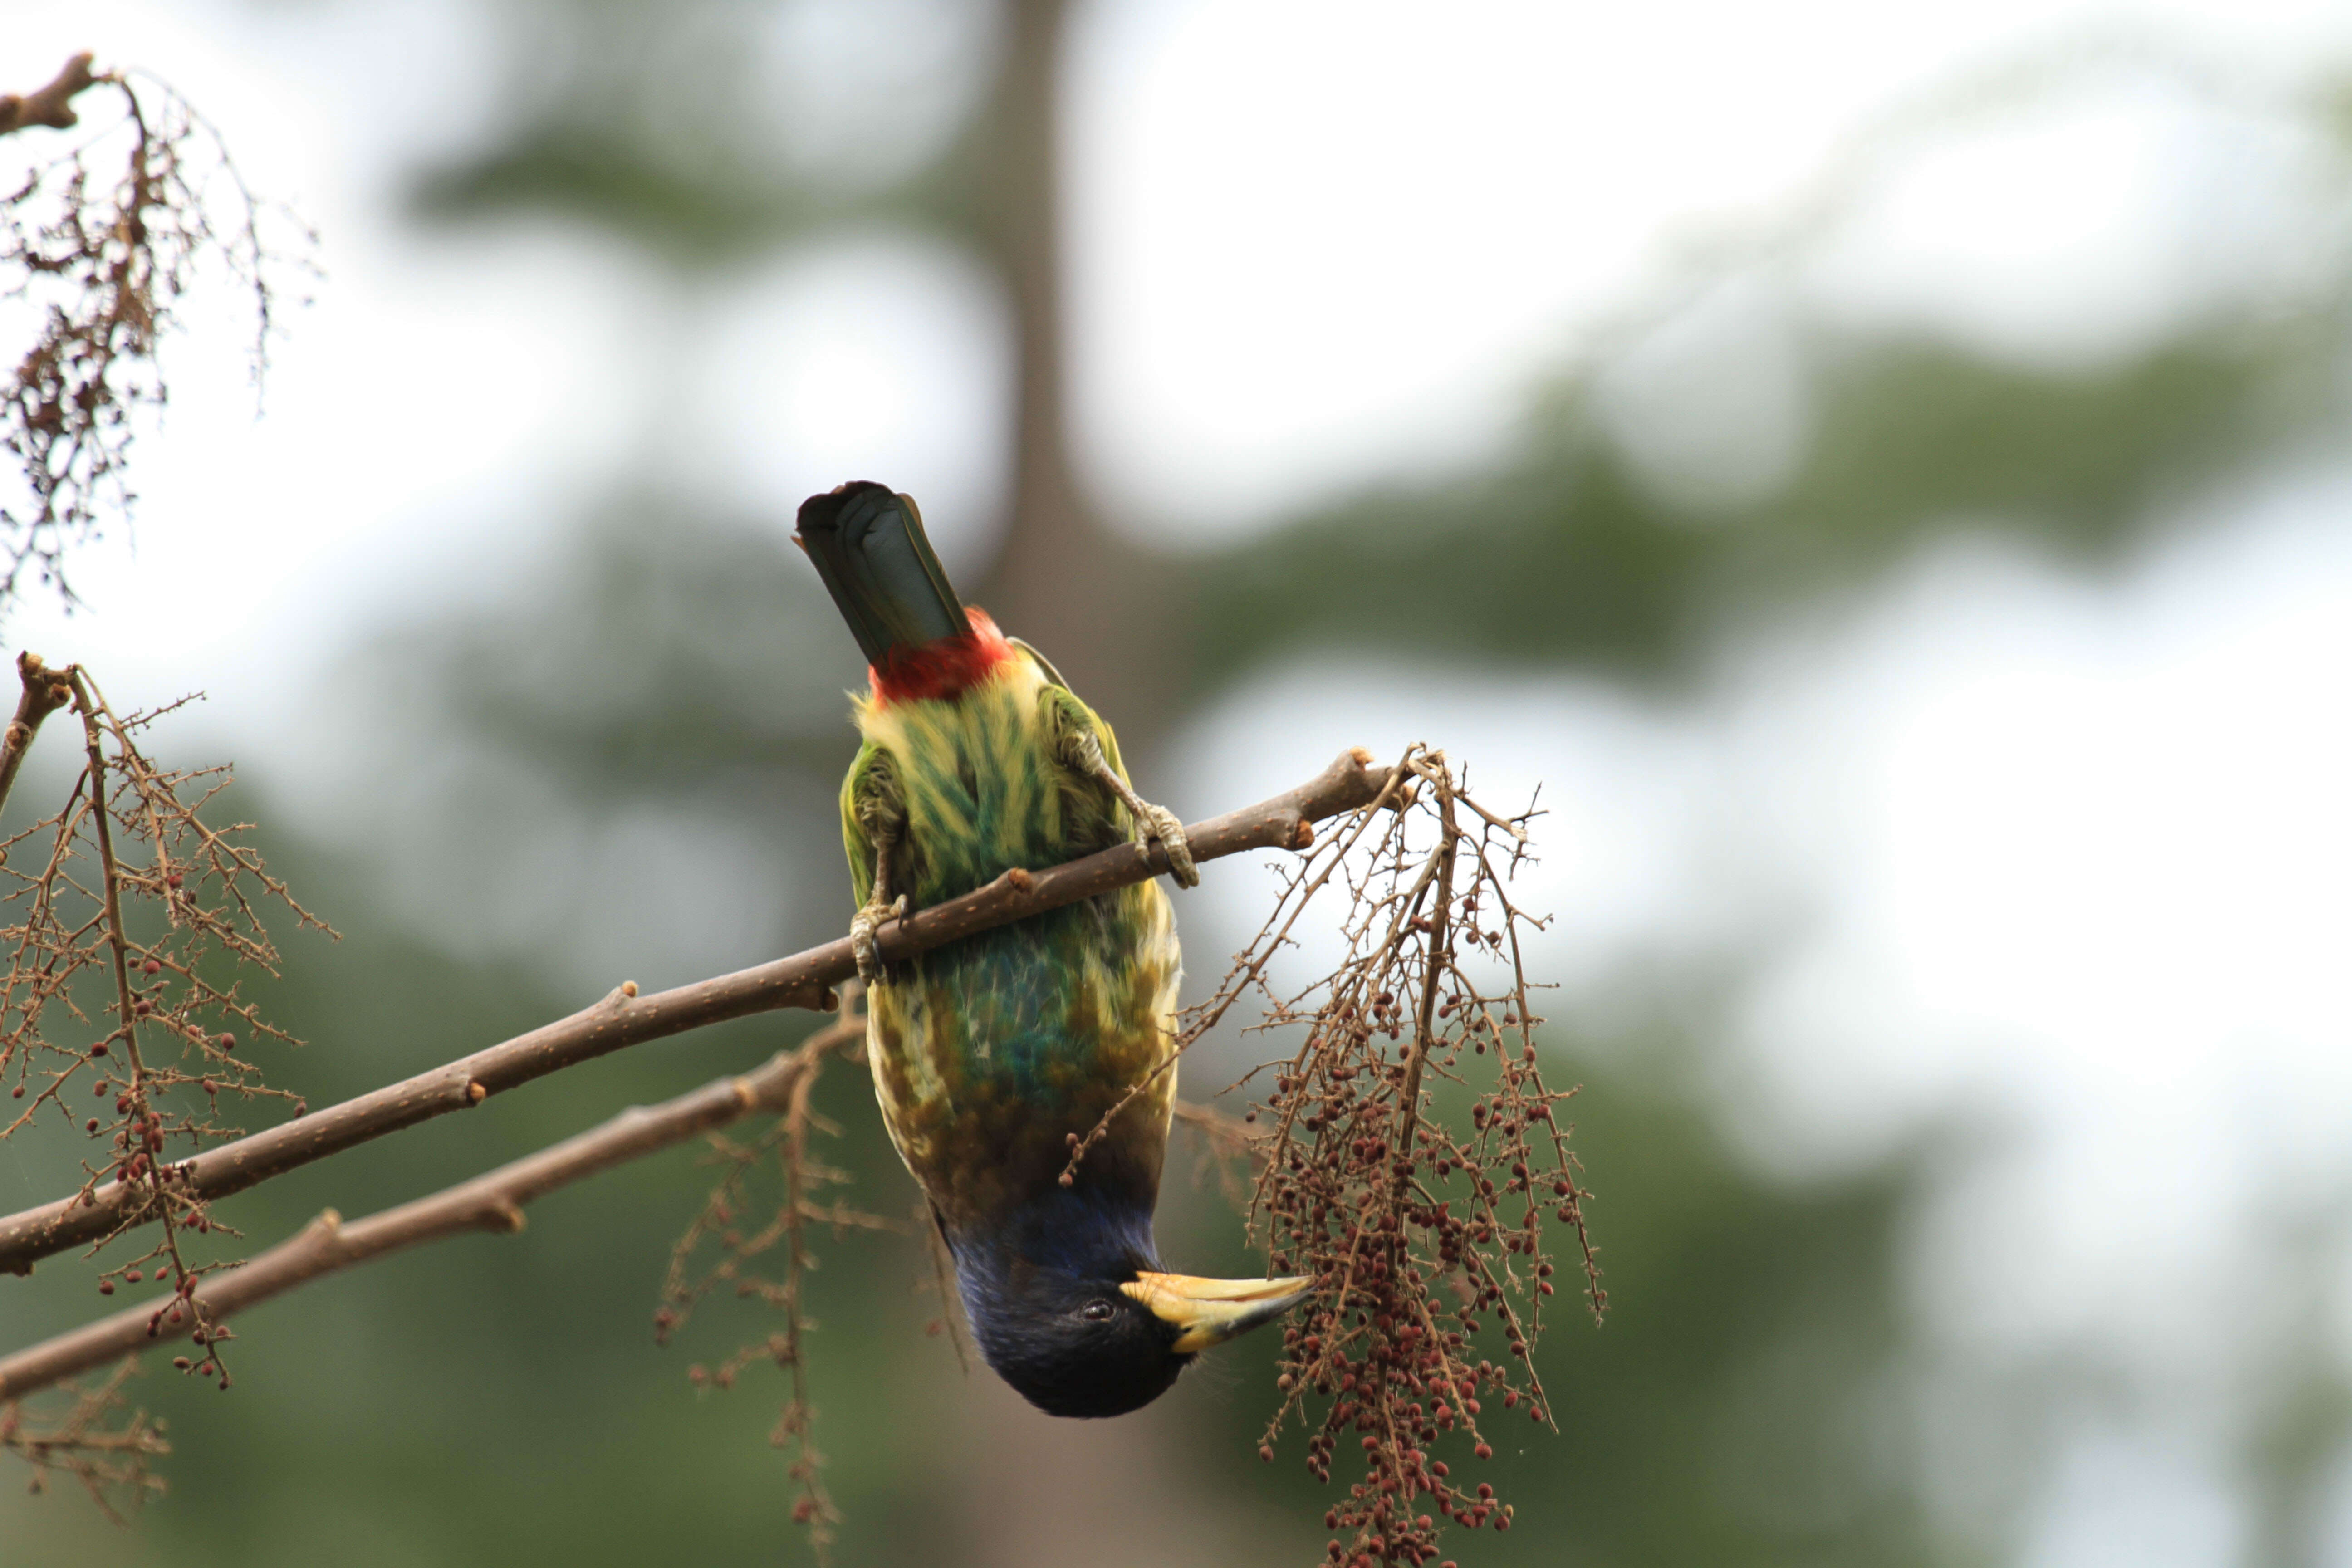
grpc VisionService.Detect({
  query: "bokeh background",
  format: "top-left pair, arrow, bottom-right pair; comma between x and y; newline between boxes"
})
6,1 -> 2352,1563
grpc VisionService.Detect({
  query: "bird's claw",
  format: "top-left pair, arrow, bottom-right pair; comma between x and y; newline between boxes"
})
1136,801 -> 1199,889
851,893 -> 907,982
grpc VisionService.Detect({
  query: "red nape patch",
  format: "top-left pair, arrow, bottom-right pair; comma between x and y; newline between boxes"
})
869,607 -> 1017,706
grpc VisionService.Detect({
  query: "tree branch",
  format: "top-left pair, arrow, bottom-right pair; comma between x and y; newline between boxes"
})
64,669 -> 157,1101
0,748 -> 1393,1275
0,654 -> 75,819
0,1013 -> 869,1403
1391,752 -> 1457,1204
0,53 -> 100,139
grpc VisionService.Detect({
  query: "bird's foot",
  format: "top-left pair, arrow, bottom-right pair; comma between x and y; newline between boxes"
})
1133,799 -> 1199,888
850,893 -> 908,982
1057,725 -> 1200,888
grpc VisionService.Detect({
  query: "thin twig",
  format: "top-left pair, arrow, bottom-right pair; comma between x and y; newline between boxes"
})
919,1200 -> 971,1374
0,748 -> 1396,1274
0,1360 -> 168,1520
1390,754 -> 1457,1201
65,671 -> 150,1093
0,1019 -> 867,1403
0,654 -> 74,818
0,53 -> 100,138
1057,755 -> 1410,1185
1222,751 -> 1587,1562
774,1050 -> 837,1547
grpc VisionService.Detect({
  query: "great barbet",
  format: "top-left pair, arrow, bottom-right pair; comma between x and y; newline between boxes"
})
796,481 -> 1308,1418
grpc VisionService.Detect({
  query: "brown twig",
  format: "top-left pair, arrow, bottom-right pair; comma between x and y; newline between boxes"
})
0,652 -> 74,818
1057,756 -> 1411,1186
65,671 -> 151,1093
0,748 -> 1396,1275
919,1199 -> 972,1374
2,667 -> 321,1317
654,985 -> 873,1557
1390,753 -> 1459,1203
1209,748 -> 1595,1563
1170,1097 -> 1260,1152
0,54 -> 100,139
0,1360 -> 168,1521
48,667 -> 229,1367
1169,1098 -> 1265,1208
773,1053 -> 838,1547
0,1016 -> 867,1403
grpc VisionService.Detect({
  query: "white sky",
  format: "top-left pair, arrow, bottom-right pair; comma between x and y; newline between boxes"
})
5,2 -> 2352,1559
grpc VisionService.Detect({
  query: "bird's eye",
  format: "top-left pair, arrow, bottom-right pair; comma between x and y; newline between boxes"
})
1081,1298 -> 1116,1323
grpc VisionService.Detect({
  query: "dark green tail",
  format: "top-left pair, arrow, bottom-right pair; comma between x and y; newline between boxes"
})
795,482 -> 965,665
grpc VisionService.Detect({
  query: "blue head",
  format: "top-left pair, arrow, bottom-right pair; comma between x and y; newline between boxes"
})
947,1184 -> 1313,1419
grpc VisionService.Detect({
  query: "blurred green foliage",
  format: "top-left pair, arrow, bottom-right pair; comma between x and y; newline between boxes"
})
1200,318 -> 2341,690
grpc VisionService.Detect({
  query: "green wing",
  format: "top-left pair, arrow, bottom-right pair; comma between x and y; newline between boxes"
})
839,740 -> 905,910
1034,681 -> 1139,848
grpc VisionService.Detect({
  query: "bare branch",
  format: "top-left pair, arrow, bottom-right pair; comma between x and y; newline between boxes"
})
1388,751 -> 1459,1204
0,1014 -> 869,1403
64,667 -> 159,1109
1170,1097 -> 1259,1152
0,652 -> 74,817
0,54 -> 99,139
0,748 -> 1396,1275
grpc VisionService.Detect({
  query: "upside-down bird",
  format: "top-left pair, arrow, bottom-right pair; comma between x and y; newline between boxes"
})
796,481 -> 1309,1418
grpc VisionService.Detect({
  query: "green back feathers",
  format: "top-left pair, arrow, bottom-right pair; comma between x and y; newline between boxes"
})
796,481 -> 965,666
843,655 -> 1132,908
840,651 -> 1182,1224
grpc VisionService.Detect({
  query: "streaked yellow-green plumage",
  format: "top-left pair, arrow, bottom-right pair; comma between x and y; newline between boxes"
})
802,481 -> 1308,1418
842,646 -> 1180,1231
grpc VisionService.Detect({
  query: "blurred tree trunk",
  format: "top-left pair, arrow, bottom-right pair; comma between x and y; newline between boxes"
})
966,0 -> 1183,752
937,16 -> 1201,1555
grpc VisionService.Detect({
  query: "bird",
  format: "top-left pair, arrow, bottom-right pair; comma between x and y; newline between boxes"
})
795,480 -> 1309,1418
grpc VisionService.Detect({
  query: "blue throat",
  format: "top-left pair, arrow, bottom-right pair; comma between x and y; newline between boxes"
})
949,1183 -> 1159,1343
945,1182 -> 1199,1419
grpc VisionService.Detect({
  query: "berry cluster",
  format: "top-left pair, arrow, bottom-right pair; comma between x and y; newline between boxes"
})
654,994 -> 878,1554
1235,750 -> 1603,1567
0,663 -> 328,1365
1,63 -> 299,615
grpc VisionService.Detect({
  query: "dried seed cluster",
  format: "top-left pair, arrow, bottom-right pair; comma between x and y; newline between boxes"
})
0,1363 -> 169,1523
1064,748 -> 1601,1566
1,66 -> 300,614
0,661 -> 330,1396
1230,750 -> 1602,1567
0,57 -> 312,1519
655,994 -> 887,1556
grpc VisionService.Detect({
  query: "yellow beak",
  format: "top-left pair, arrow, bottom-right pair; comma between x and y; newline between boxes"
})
1121,1271 -> 1316,1355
